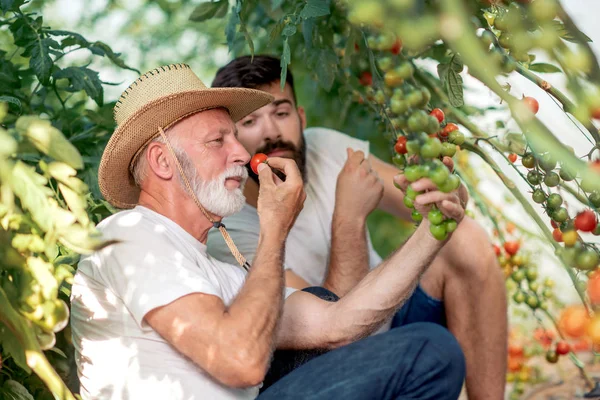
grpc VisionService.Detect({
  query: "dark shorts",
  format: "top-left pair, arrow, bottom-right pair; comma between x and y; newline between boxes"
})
391,284 -> 447,328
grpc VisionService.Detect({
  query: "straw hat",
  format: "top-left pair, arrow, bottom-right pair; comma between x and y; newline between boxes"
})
98,63 -> 273,209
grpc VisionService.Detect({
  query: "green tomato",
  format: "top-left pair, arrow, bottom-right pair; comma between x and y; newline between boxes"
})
589,191 -> 600,208
529,282 -> 540,292
538,153 -> 557,171
546,193 -> 563,210
448,130 -> 465,145
408,110 -> 430,132
411,210 -> 423,223
391,98 -> 409,115
429,223 -> 448,241
438,174 -> 460,193
532,189 -> 546,204
428,209 -> 445,225
417,164 -> 430,180
406,90 -> 423,108
522,153 -> 536,169
377,56 -> 394,72
404,165 -> 421,183
429,166 -> 450,186
551,207 -> 569,223
576,249 -> 599,271
392,154 -> 405,168
526,267 -> 538,282
511,269 -> 526,283
419,88 -> 431,107
403,196 -> 415,209
544,172 -> 560,187
396,62 -> 414,79
420,138 -> 442,159
445,219 -> 458,233
513,291 -> 526,304
559,166 -> 576,182
441,142 -> 457,158
426,116 -> 441,134
406,185 -> 419,200
527,171 -> 542,185
526,294 -> 539,309
406,140 -> 421,156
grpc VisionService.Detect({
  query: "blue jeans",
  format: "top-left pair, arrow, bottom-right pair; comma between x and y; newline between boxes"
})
258,286 -> 464,399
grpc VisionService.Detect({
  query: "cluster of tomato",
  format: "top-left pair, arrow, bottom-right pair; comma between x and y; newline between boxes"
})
354,32 -> 467,240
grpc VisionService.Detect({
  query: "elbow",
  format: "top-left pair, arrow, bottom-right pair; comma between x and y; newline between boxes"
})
209,350 -> 270,389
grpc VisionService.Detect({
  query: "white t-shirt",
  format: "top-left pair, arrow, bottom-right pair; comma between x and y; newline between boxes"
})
207,127 -> 383,286
70,206 -> 295,400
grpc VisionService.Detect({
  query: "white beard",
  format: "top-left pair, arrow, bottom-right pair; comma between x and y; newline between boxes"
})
175,149 -> 248,217
189,165 -> 248,218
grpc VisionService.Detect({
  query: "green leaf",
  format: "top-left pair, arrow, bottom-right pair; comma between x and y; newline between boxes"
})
437,55 -> 464,107
53,253 -> 80,267
551,20 -> 592,43
271,0 -> 285,10
0,380 -> 34,400
0,323 -> 31,374
88,41 -> 139,73
0,95 -> 22,112
225,1 -> 242,51
59,183 -> 89,226
302,18 -> 315,49
528,62 -> 562,73
28,257 -> 58,301
9,161 -> 54,232
268,19 -> 286,46
0,56 -> 22,91
314,49 -> 338,91
19,117 -> 84,169
189,0 -> 229,22
280,39 -> 291,91
0,0 -> 25,13
29,38 -> 53,84
53,67 -> 104,106
282,22 -> 297,37
298,0 -> 331,19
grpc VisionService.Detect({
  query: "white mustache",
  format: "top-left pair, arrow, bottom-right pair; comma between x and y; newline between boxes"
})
220,165 -> 248,182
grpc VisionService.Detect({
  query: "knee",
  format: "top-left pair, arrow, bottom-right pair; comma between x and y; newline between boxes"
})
445,217 -> 500,284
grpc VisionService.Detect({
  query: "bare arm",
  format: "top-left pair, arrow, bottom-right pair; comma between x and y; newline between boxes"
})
145,157 -> 306,388
277,175 -> 466,350
322,149 -> 383,296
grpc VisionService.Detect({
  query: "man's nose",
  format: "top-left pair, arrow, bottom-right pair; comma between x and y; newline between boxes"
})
262,115 -> 281,142
231,138 -> 251,165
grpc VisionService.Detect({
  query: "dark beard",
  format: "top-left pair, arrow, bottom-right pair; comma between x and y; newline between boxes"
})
247,134 -> 307,184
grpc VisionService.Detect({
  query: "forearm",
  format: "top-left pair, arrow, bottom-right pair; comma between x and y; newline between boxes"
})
327,221 -> 445,346
323,212 -> 370,296
221,232 -> 286,370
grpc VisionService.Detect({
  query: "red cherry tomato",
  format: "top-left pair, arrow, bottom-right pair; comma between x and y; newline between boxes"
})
250,153 -> 268,175
504,241 -> 520,256
508,153 -> 518,163
394,136 -> 408,155
390,38 -> 403,55
359,71 -> 373,86
441,123 -> 459,138
551,220 -> 558,229
574,210 -> 598,232
556,341 -> 570,355
493,244 -> 501,256
430,108 -> 445,123
552,228 -> 563,242
523,96 -> 539,114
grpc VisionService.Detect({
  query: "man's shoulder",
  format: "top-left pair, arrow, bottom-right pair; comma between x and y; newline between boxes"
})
97,208 -> 157,239
303,127 -> 370,160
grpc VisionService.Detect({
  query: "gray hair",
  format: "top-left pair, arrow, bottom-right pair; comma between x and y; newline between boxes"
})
131,129 -> 184,188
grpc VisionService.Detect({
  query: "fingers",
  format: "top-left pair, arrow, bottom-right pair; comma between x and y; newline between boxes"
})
393,174 -> 410,191
409,178 -> 438,193
263,156 -> 302,185
257,163 -> 275,188
347,149 -> 365,166
440,199 -> 464,221
415,191 -> 463,219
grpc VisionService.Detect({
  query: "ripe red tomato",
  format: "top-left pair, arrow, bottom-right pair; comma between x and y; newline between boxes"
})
556,341 -> 570,355
390,38 -> 403,55
552,228 -> 563,242
508,344 -> 524,357
574,210 -> 598,232
508,153 -> 518,163
493,244 -> 501,256
504,241 -> 520,256
551,220 -> 558,229
359,71 -> 373,86
588,271 -> 600,305
441,123 -> 458,138
523,96 -> 539,114
250,153 -> 268,175
592,107 -> 600,120
430,108 -> 445,123
394,136 -> 408,155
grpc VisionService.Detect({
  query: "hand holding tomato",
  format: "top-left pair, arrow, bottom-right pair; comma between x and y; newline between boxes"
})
255,156 -> 306,236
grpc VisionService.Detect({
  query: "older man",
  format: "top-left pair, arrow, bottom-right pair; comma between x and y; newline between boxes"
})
208,55 -> 507,399
71,64 -> 466,400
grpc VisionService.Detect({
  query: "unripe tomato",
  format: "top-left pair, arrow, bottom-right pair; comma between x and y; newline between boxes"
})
522,153 -> 536,169
441,143 -> 457,158
448,130 -> 465,145
430,223 -> 448,241
551,207 -> 568,223
576,249 -> 599,271
384,70 -> 403,87
538,153 -> 557,171
546,193 -> 563,210
545,350 -> 558,364
411,210 -> 423,222
429,108 -> 445,123
544,172 -> 560,187
523,96 -> 539,114
445,219 -> 458,233
250,153 -> 268,175
589,191 -> 600,208
508,153 -> 517,163
574,210 -> 598,232
532,189 -> 546,204
504,241 -> 520,256
428,209 -> 444,226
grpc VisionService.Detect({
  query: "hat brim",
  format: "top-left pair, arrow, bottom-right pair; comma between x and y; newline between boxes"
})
99,87 -> 273,209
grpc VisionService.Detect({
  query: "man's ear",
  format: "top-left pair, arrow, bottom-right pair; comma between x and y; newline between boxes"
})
146,142 -> 174,180
297,106 -> 307,130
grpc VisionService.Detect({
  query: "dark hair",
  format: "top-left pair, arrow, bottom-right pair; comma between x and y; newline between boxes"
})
212,55 -> 297,104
